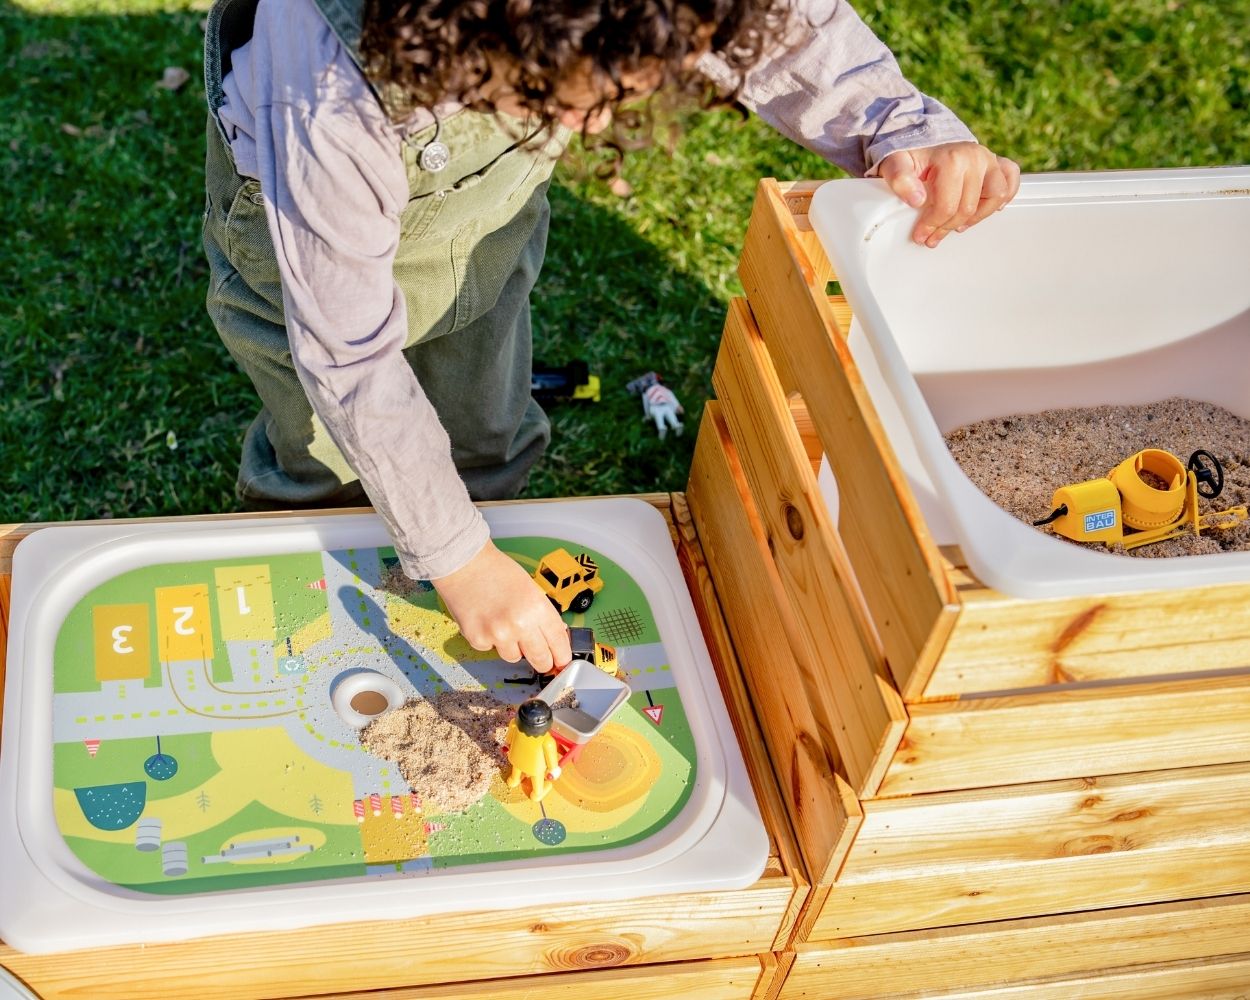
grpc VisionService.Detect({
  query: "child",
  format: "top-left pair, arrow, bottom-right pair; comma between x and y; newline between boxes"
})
202,0 -> 1019,673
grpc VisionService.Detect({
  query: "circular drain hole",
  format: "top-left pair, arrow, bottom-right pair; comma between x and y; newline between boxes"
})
350,690 -> 390,716
331,672 -> 405,729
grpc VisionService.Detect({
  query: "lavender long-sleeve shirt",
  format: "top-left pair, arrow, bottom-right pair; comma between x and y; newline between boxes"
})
217,0 -> 974,580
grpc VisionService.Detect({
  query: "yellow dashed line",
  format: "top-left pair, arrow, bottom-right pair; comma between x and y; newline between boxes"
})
74,716 -> 87,724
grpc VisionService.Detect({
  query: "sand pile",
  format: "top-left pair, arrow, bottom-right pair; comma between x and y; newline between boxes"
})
360,689 -> 512,814
944,397 -> 1250,557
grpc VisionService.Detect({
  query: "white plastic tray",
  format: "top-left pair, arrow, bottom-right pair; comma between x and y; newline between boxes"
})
811,166 -> 1250,598
0,499 -> 766,953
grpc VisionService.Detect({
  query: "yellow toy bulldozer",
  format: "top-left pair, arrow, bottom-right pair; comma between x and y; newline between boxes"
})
1034,448 -> 1248,550
533,548 -> 604,614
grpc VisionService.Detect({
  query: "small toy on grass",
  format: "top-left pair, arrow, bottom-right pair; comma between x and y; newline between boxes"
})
1034,448 -> 1249,550
626,371 -> 684,440
531,360 -> 601,404
503,699 -> 562,802
533,548 -> 603,614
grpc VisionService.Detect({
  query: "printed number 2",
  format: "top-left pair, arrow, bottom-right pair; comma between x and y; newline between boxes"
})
111,625 -> 134,655
172,606 -> 196,636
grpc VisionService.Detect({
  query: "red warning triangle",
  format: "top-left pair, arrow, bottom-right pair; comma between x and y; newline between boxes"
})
307,578 -> 327,590
643,705 -> 664,726
83,738 -> 101,758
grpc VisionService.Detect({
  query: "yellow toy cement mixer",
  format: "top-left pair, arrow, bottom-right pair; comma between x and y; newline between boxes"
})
1033,448 -> 1248,550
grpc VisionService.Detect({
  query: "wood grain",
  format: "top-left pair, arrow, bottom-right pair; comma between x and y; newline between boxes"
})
786,894 -> 1250,998
295,956 -> 767,1000
687,407 -> 862,884
738,178 -> 957,699
670,491 -> 807,923
927,578 -> 1250,697
808,761 -> 1250,939
880,671 -> 1250,795
926,954 -> 1250,999
713,298 -> 905,798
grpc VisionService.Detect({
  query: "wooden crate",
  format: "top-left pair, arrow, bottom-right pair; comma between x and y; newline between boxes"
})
0,497 -> 803,1000
685,178 -> 1250,982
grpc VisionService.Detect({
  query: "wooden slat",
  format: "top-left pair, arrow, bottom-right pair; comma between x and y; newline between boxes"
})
0,498 -> 793,1000
881,671 -> 1250,795
755,949 -> 794,1000
786,893 -> 1250,998
687,407 -> 862,883
739,178 -> 958,700
1,872 -> 793,999
670,490 -> 808,935
805,761 -> 1250,940
925,954 -> 1250,1000
927,579 -> 1250,697
714,298 -> 906,797
297,956 -> 767,1000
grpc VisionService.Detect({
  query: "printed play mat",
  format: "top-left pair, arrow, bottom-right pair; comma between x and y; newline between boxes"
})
0,501 -> 766,952
52,538 -> 693,894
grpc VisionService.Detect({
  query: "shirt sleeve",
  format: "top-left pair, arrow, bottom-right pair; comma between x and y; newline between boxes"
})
249,11 -> 489,581
701,0 -> 976,176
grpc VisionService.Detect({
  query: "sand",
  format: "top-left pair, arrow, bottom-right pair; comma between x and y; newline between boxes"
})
944,397 -> 1250,557
359,689 -> 513,815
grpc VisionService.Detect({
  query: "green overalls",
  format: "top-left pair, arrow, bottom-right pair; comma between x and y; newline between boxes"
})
202,0 -> 567,507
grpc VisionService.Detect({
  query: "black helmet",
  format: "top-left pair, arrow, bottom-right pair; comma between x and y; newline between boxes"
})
516,698 -> 553,736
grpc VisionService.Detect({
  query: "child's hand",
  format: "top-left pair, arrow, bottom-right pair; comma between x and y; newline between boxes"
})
879,142 -> 1021,249
432,542 -> 573,672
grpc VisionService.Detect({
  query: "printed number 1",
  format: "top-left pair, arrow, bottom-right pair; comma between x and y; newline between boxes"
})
111,625 -> 134,655
172,606 -> 196,636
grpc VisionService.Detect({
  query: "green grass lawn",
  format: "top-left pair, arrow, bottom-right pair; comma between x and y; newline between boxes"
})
2,0 -> 1248,523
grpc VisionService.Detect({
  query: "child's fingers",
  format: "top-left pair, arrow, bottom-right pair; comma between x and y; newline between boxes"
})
879,151 -> 927,209
1000,156 -> 1022,202
964,161 -> 1013,229
521,633 -> 554,674
495,637 -> 523,664
913,165 -> 967,246
544,620 -> 573,669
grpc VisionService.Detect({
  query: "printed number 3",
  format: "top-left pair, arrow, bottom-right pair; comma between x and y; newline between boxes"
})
111,625 -> 134,655
172,606 -> 196,636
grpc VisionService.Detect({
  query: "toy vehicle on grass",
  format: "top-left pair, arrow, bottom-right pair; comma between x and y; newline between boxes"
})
534,548 -> 603,613
531,360 -> 601,404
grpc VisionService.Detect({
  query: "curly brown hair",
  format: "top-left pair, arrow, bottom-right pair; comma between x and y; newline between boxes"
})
360,0 -> 793,135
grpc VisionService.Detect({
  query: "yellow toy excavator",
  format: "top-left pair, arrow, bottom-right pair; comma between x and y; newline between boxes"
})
1034,448 -> 1248,550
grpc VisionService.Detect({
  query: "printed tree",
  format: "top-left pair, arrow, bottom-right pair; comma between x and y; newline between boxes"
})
309,794 -> 323,815
197,791 -> 211,813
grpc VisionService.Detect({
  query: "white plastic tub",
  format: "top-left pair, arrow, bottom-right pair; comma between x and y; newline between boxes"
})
810,166 -> 1250,598
0,499 -> 766,953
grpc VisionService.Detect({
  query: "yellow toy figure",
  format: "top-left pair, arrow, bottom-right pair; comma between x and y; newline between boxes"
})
503,699 -> 562,802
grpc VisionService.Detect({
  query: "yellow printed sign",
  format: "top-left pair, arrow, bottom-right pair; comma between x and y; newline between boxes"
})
215,565 -> 275,641
155,585 -> 213,663
92,604 -> 152,681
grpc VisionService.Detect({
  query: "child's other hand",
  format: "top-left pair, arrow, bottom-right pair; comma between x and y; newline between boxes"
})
879,142 -> 1021,249
433,542 -> 572,672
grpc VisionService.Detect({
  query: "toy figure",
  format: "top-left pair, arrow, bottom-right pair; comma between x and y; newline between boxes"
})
503,699 -> 561,802
626,372 -> 684,440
